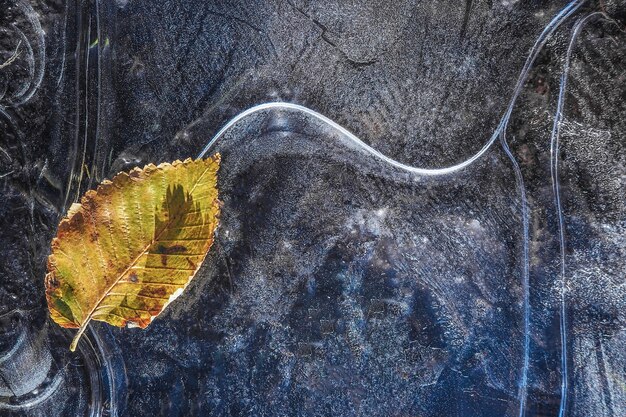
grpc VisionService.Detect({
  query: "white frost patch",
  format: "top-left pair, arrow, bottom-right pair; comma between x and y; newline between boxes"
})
465,218 -> 486,237
345,207 -> 390,237
375,208 -> 388,218
501,0 -> 520,8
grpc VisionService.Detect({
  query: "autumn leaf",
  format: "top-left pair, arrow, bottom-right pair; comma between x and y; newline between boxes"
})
45,155 -> 221,351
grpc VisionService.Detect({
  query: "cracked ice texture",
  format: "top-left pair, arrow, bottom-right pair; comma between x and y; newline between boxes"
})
0,1 -> 625,416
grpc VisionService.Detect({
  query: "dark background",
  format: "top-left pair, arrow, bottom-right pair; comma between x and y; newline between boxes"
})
1,1 -> 625,416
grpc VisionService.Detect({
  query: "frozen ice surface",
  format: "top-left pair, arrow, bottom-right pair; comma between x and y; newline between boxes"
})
0,1 -> 625,416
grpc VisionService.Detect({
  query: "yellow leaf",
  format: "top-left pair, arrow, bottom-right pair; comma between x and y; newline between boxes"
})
45,155 -> 221,351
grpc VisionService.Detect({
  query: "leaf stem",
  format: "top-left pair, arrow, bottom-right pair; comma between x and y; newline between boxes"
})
70,321 -> 89,352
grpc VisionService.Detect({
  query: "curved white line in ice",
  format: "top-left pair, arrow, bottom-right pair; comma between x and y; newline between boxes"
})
552,12 -> 610,417
196,2 -> 587,416
198,1 -> 584,177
